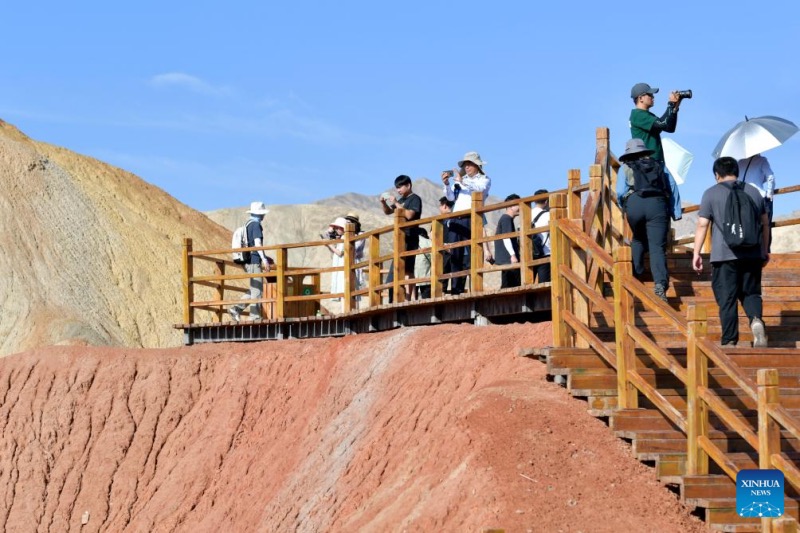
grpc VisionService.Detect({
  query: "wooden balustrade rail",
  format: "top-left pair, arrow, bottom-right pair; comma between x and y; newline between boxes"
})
181,187 -> 566,325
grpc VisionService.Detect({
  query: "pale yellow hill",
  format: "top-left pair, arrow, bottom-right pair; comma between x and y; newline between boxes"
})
0,120 -> 229,355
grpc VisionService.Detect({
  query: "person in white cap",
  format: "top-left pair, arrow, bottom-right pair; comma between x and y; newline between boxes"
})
229,201 -> 272,322
440,151 -> 492,294
629,82 -> 682,164
324,217 -> 349,300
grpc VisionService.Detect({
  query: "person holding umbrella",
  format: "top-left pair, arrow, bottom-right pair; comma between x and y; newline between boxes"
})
739,153 -> 775,225
713,115 -> 799,231
628,82 -> 686,165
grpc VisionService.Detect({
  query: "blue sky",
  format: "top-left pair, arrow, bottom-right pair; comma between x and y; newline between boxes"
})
3,1 -> 799,214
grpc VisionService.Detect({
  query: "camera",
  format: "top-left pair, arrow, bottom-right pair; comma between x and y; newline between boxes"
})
443,170 -> 454,178
321,229 -> 337,240
676,90 -> 692,100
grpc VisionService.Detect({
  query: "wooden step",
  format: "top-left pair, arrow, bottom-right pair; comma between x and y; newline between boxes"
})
569,368 -> 800,394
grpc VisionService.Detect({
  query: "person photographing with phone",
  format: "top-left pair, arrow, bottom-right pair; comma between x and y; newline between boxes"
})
440,151 -> 491,294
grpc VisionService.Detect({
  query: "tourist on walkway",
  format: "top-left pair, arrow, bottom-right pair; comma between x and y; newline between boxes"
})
441,151 -> 491,294
494,194 -> 521,288
691,157 -> 769,347
380,175 -> 423,301
229,201 -> 272,322
616,138 -> 682,303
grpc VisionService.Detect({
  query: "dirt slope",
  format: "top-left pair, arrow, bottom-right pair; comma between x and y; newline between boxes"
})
0,323 -> 703,532
0,120 -> 229,355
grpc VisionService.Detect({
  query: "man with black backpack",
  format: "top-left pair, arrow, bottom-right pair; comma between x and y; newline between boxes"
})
616,138 -> 682,303
692,157 -> 770,348
229,201 -> 272,322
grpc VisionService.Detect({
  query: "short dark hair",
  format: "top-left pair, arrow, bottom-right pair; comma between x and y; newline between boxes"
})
504,193 -> 521,202
713,157 -> 739,179
438,196 -> 454,208
534,189 -> 549,196
394,174 -> 412,187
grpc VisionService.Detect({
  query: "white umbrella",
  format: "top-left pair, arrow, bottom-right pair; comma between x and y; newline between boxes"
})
662,138 -> 693,185
712,115 -> 798,160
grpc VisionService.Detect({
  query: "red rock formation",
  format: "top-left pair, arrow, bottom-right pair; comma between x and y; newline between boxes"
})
0,323 -> 704,532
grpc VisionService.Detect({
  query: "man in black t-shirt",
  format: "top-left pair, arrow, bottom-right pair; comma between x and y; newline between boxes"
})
380,175 -> 423,301
494,194 -> 521,288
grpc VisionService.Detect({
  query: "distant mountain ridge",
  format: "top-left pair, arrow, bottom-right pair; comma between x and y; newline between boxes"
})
0,119 -> 230,356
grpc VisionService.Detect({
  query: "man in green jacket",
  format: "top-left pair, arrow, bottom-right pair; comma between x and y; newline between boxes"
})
628,82 -> 682,164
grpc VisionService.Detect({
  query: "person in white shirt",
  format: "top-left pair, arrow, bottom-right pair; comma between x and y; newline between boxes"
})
440,151 -> 491,294
739,153 -> 775,249
531,189 -> 551,283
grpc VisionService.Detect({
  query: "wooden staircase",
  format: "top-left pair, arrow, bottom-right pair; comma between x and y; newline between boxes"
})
537,128 -> 800,532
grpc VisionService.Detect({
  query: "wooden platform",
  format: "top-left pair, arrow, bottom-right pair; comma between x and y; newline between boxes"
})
177,284 -> 552,344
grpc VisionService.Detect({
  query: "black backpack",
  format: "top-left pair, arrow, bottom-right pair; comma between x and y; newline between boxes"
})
531,208 -> 550,258
720,181 -> 762,250
627,158 -> 669,198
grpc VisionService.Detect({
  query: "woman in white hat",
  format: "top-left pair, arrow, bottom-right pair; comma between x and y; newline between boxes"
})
440,151 -> 493,294
324,217 -> 349,300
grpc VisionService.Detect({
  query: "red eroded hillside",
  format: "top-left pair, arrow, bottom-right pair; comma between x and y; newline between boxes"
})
0,323 -> 704,532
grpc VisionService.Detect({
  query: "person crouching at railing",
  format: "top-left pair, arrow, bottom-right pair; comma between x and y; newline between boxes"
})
440,151 -> 492,295
494,194 -> 521,288
228,201 -> 273,322
380,175 -> 423,302
616,138 -> 682,303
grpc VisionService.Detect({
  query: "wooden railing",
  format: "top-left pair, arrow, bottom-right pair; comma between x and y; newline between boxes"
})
181,189 -> 565,325
552,127 -> 800,531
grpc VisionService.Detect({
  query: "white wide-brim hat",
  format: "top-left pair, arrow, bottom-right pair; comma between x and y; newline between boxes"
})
246,201 -> 269,215
458,151 -> 487,169
329,217 -> 348,229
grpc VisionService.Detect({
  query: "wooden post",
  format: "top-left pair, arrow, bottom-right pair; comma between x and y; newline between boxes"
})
182,238 -> 194,324
369,234 -> 381,307
519,197 -> 534,285
550,192 -> 571,347
393,209 -> 406,303
758,368 -> 781,470
703,221 -> 713,254
758,368 -> 782,533
431,219 -> 444,298
343,223 -> 354,313
274,248 -> 287,319
595,127 -> 610,166
568,169 -> 589,348
772,518 -> 798,533
567,169 -> 582,220
613,246 -> 637,408
686,304 -> 709,475
470,191 -> 485,293
214,260 -> 225,322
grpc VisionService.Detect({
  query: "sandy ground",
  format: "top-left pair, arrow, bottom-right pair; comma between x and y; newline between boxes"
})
0,322 -> 704,532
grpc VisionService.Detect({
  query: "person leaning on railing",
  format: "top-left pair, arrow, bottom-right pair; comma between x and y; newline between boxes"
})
494,194 -> 521,288
380,175 -> 423,302
440,151 -> 491,295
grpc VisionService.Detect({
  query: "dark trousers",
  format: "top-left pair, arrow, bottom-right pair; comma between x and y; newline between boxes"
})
535,259 -> 551,283
501,268 -> 521,288
624,194 -> 670,288
711,259 -> 763,345
449,217 -> 471,295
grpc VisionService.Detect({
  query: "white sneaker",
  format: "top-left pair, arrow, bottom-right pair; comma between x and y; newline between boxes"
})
751,318 -> 767,348
228,307 -> 241,322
